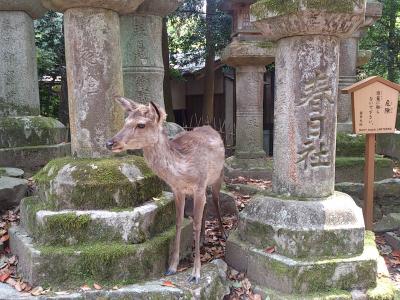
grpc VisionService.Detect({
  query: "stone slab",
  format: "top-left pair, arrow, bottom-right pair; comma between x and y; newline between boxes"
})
221,40 -> 275,66
224,156 -> 273,180
226,231 -> 378,294
9,221 -> 193,288
0,260 -> 228,300
41,0 -> 145,14
0,143 -> 70,173
32,156 -> 163,210
0,176 -> 27,210
0,116 -> 68,148
237,193 -> 365,259
377,132 -> 400,160
135,0 -> 182,16
20,192 -> 176,245
0,167 -> 24,178
385,231 -> 400,250
0,0 -> 47,19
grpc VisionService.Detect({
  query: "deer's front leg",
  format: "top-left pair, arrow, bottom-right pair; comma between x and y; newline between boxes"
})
188,190 -> 206,284
165,191 -> 185,275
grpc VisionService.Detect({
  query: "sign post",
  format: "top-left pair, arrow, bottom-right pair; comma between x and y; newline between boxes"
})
342,76 -> 400,230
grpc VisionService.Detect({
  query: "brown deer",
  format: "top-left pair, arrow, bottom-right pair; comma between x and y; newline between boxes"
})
106,97 -> 226,284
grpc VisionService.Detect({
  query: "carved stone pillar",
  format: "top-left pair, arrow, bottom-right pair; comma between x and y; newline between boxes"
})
41,0 -> 144,158
120,0 -> 181,107
224,2 -> 392,298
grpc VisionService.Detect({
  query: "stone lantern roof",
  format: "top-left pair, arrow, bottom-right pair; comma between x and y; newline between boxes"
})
0,0 -> 47,19
41,0 -> 145,14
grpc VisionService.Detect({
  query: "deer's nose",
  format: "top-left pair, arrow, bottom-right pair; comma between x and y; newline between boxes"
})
106,140 -> 114,150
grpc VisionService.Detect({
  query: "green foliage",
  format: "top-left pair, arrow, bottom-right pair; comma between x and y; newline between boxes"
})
34,12 -> 65,118
168,0 -> 232,69
359,0 -> 400,82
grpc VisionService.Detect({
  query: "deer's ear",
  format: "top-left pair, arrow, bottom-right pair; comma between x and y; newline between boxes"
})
149,101 -> 167,124
115,96 -> 137,112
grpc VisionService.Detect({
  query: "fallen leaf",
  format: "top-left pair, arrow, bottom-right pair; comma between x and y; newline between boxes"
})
0,273 -> 10,282
15,281 -> 23,292
31,286 -> 44,296
392,250 -> 400,258
161,280 -> 176,288
80,284 -> 91,291
0,234 -> 9,243
264,246 -> 276,254
112,285 -> 119,290
93,283 -> 102,290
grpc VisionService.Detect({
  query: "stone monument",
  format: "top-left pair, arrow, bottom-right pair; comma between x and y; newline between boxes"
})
9,0 -> 195,288
0,0 -> 70,172
221,0 -> 275,179
225,1 -> 396,298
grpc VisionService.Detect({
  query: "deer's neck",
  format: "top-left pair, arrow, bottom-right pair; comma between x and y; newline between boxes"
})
142,131 -> 179,184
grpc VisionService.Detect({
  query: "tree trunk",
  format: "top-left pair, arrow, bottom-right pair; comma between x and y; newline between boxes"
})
202,0 -> 217,125
162,17 -> 176,122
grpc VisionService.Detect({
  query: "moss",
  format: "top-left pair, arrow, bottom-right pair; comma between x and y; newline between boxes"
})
367,278 -> 396,300
257,41 -> 275,49
0,169 -> 5,176
251,0 -> 361,19
336,133 -> 365,157
336,157 -> 393,168
0,101 -> 40,117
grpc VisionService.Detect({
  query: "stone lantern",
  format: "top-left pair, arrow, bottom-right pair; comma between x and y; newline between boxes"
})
225,1 -> 396,298
0,0 -> 70,172
221,0 -> 276,179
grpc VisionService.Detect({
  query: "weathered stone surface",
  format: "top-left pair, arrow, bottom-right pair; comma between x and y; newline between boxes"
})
224,156 -> 273,179
0,0 -> 46,19
357,49 -> 372,67
41,0 -> 144,14
0,11 -> 40,117
0,176 -> 27,210
9,221 -> 193,288
0,259 -> 227,299
226,231 -> 377,294
221,40 -> 275,66
236,193 -> 365,259
0,167 -> 24,178
135,0 -> 182,16
0,116 -> 68,148
385,231 -> 400,250
21,192 -> 176,245
377,132 -> 400,160
374,214 -> 400,233
33,156 -> 163,210
120,14 -> 164,107
164,122 -> 185,139
64,7 -> 125,158
0,143 -> 71,173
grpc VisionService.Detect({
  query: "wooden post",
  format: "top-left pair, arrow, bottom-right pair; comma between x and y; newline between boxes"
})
363,133 -> 376,230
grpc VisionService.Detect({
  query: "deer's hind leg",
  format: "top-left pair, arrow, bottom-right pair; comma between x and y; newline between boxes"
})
165,191 -> 185,276
212,171 -> 227,240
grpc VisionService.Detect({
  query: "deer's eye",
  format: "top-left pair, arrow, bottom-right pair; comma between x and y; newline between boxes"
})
137,123 -> 146,129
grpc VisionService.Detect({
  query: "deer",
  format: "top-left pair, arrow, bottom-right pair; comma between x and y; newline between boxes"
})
106,97 -> 226,284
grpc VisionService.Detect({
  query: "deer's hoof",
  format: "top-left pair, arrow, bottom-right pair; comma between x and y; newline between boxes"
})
164,269 -> 177,276
187,275 -> 200,284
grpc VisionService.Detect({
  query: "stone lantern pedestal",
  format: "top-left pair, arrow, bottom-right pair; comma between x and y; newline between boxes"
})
0,0 -> 70,172
8,0 -> 197,289
225,1 -> 396,298
222,40 -> 275,179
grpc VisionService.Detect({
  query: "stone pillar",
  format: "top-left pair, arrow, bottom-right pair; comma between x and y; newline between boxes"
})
224,2 -> 393,298
41,0 -> 144,157
0,0 -> 70,172
120,0 -> 181,107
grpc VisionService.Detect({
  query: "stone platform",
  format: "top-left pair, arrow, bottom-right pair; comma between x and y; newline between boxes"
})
377,131 -> 400,161
9,156 -> 195,289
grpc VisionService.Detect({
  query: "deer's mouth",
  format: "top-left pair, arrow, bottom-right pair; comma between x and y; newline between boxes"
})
111,146 -> 124,153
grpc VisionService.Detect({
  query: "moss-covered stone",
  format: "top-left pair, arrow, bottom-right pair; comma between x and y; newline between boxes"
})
0,116 -> 67,148
367,278 -> 397,300
250,0 -> 362,19
0,101 -> 40,117
33,156 -> 163,210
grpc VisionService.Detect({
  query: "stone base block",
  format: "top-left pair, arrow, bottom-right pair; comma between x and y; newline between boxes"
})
337,122 -> 353,133
0,260 -> 228,300
32,156 -> 163,210
0,143 -> 71,173
9,221 -> 193,288
377,131 -> 400,160
0,176 -> 27,211
226,232 -> 378,294
0,116 -> 68,148
20,192 -> 176,246
237,193 -> 364,259
224,156 -> 273,180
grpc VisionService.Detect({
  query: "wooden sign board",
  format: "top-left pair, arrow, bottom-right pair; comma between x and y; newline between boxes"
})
342,76 -> 400,134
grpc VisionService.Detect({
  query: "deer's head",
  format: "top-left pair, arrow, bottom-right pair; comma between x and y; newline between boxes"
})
106,97 -> 166,152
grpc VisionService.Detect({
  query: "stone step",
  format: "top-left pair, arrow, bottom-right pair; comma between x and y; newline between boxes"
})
32,156 -> 163,210
0,260 -> 228,300
0,176 -> 27,211
0,167 -> 24,178
0,116 -> 68,148
9,221 -> 193,288
226,231 -> 378,294
20,192 -> 176,245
